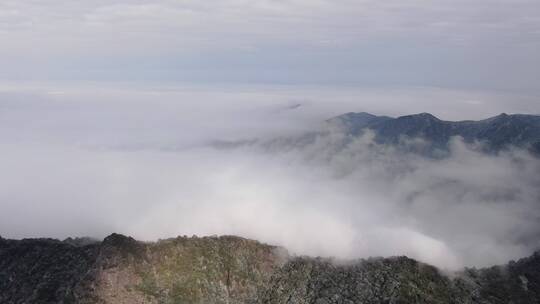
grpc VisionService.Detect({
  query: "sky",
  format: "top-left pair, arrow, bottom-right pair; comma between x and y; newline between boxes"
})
0,84 -> 539,270
0,0 -> 539,91
1,0 -> 540,270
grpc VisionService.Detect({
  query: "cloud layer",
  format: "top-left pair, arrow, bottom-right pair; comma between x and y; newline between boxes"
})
1,0 -> 539,90
2,0 -> 540,270
1,84 -> 539,270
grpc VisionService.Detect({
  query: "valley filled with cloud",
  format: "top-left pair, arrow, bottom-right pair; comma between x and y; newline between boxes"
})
1,84 -> 539,270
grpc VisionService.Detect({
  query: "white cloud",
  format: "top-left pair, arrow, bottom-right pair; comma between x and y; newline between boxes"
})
0,84 -> 539,269
1,0 -> 536,47
0,0 -> 539,90
0,0 -> 539,271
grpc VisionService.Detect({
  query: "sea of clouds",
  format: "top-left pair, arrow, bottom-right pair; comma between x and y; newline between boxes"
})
0,83 -> 539,269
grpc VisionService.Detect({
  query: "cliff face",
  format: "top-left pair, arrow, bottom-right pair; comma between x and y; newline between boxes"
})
1,234 -> 539,304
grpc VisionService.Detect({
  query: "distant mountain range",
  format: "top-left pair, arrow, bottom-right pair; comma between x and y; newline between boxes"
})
212,112 -> 540,157
1,234 -> 540,303
326,112 -> 540,154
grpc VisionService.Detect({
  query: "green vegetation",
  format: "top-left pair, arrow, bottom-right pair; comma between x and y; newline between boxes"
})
1,234 -> 539,303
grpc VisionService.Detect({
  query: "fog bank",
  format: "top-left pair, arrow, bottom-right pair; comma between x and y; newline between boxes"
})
1,84 -> 539,269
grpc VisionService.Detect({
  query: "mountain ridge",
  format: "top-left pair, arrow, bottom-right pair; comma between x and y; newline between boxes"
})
212,112 -> 540,156
326,112 -> 540,154
2,233 -> 540,303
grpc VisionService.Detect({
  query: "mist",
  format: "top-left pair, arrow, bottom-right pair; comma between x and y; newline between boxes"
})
1,83 -> 539,270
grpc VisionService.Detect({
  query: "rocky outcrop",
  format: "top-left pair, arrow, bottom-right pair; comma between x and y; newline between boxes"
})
1,234 -> 539,303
